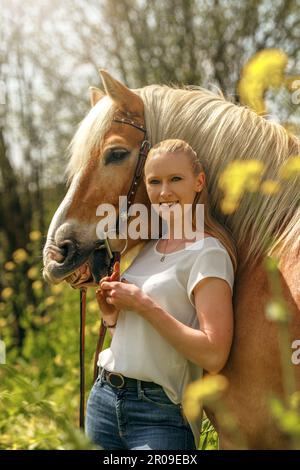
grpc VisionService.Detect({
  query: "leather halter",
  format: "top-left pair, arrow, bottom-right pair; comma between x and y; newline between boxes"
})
113,116 -> 150,221
79,115 -> 151,429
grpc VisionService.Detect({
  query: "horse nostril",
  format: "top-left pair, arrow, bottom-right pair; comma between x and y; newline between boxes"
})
47,245 -> 65,263
58,240 -> 76,261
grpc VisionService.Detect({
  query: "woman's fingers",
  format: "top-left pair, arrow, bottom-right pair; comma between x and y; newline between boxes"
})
100,281 -> 115,290
96,289 -> 115,314
96,291 -> 105,309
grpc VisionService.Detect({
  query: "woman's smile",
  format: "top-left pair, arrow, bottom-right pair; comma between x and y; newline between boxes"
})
159,201 -> 180,209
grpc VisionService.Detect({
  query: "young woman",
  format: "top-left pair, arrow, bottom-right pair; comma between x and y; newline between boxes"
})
85,139 -> 237,450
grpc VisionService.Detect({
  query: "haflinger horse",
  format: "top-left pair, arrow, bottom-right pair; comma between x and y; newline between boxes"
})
43,70 -> 300,449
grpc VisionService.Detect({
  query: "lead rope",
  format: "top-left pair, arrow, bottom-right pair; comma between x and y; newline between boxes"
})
92,318 -> 107,383
79,287 -> 87,429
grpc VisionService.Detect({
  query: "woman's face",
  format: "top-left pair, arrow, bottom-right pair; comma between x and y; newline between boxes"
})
144,151 -> 205,224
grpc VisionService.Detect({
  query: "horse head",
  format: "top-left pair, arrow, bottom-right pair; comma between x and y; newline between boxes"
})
43,70 -> 150,285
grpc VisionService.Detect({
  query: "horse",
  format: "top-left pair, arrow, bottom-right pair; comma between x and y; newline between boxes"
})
43,70 -> 300,449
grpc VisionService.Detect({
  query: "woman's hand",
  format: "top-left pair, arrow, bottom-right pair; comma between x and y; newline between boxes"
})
96,262 -> 121,325
99,274 -> 147,313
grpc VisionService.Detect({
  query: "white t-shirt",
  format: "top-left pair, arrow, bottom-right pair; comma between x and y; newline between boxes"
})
98,236 -> 234,448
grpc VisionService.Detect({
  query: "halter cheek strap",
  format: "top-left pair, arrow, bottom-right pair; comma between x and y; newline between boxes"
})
113,116 -> 151,226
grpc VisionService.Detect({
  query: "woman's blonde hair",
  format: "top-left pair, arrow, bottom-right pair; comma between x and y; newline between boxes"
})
145,139 -> 238,273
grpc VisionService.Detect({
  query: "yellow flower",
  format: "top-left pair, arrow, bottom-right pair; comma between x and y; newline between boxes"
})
220,199 -> 238,215
32,280 -> 43,291
91,322 -> 100,334
260,180 -> 281,196
0,318 -> 7,328
27,266 -> 39,280
264,256 -> 279,272
3,273 -> 13,283
27,304 -> 35,314
54,354 -> 63,366
182,375 -> 229,421
1,287 -> 13,300
265,300 -> 289,323
12,248 -> 28,264
238,49 -> 288,114
88,300 -> 99,313
289,391 -> 300,411
45,296 -> 55,307
279,156 -> 300,180
32,314 -> 52,326
29,231 -> 42,242
289,391 -> 300,410
4,261 -> 16,271
51,284 -> 64,295
218,159 -> 265,213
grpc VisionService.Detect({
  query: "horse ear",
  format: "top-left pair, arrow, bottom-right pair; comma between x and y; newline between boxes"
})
99,69 -> 144,116
89,87 -> 105,107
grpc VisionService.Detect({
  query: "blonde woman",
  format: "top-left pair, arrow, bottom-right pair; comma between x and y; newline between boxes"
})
86,139 -> 237,450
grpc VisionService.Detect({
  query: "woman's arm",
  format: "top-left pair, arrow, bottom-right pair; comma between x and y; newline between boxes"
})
136,277 -> 233,373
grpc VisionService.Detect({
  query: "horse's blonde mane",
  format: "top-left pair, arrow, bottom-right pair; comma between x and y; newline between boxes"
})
137,85 -> 300,265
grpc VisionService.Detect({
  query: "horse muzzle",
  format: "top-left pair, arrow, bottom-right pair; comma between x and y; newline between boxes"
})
43,239 -> 116,286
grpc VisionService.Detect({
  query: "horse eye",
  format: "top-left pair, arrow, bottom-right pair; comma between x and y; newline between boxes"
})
105,149 -> 130,165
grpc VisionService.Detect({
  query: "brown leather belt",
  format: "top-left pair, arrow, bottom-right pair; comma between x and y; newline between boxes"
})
99,367 -> 162,390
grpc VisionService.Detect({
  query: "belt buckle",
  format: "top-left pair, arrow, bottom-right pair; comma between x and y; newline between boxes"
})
107,372 -> 125,389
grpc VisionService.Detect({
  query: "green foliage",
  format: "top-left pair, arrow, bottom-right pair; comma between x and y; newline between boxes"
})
269,394 -> 300,438
0,252 -> 105,449
0,365 -> 99,450
198,417 -> 218,450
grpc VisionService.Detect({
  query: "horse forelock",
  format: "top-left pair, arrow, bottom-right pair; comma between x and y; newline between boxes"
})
65,96 -> 116,185
137,84 -> 300,265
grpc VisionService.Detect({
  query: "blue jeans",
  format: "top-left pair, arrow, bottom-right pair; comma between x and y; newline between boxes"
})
85,369 -> 197,450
